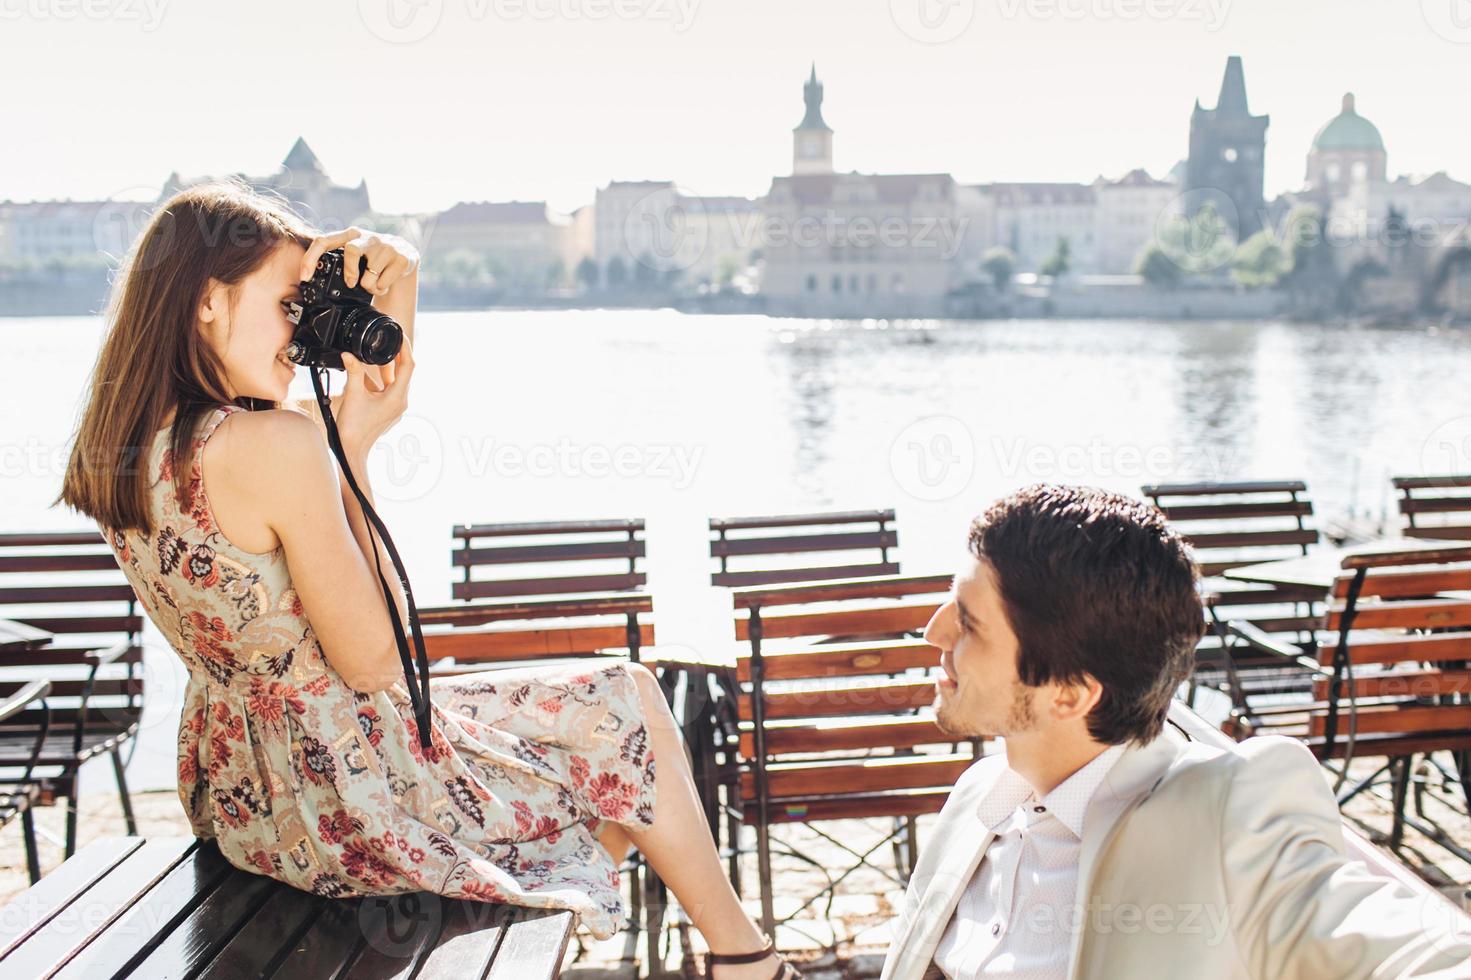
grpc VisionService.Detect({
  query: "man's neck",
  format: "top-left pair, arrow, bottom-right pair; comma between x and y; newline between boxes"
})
1003,728 -> 1112,797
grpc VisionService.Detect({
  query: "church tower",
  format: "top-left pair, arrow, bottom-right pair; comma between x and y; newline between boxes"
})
792,63 -> 833,175
1185,56 -> 1270,237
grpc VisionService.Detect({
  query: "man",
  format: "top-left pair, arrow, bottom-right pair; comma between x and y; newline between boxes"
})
880,484 -> 1471,980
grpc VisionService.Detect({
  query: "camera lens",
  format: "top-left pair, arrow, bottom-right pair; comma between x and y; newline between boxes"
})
340,307 -> 403,365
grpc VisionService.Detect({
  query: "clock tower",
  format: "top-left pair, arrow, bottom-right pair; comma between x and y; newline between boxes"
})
793,63 -> 833,175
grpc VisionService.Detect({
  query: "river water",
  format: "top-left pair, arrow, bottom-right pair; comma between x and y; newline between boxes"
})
5,309 -> 1469,793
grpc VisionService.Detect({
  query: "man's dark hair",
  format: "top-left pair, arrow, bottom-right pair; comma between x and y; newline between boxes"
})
968,483 -> 1204,746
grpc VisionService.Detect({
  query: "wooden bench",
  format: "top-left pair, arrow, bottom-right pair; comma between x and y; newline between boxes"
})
451,519 -> 647,601
1141,481 -> 1324,705
708,509 -> 899,587
0,835 -> 572,978
418,593 -> 655,671
723,573 -> 978,935
0,530 -> 144,859
1225,545 -> 1471,855
1393,475 -> 1471,540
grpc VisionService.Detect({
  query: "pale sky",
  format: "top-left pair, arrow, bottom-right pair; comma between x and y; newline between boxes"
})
2,0 -> 1467,215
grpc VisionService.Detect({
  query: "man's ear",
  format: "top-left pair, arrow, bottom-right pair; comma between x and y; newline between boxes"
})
1050,673 -> 1103,723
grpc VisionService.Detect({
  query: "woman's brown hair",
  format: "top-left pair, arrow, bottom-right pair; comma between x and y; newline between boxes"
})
56,178 -> 314,535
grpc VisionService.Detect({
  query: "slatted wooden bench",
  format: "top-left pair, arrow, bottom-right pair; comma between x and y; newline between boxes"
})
0,835 -> 572,979
1141,481 -> 1323,706
1393,475 -> 1471,540
723,573 -> 979,935
708,509 -> 899,587
1225,545 -> 1471,855
451,519 -> 647,601
0,530 -> 144,859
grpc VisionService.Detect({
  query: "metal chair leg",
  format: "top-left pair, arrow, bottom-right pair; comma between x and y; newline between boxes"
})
111,745 -> 138,836
22,805 -> 42,883
756,819 -> 775,938
1389,757 -> 1411,850
64,783 -> 79,859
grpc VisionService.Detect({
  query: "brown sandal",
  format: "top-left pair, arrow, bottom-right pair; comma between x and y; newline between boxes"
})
706,935 -> 803,979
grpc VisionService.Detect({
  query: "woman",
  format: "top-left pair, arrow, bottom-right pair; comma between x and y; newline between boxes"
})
57,180 -> 798,980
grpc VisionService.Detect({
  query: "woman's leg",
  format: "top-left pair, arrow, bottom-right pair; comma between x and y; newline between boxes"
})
619,663 -> 781,978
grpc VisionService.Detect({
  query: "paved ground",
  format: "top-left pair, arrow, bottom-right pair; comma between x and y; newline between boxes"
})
3,759 -> 1469,977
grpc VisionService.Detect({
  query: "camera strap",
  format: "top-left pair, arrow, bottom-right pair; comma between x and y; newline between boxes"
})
309,367 -> 434,751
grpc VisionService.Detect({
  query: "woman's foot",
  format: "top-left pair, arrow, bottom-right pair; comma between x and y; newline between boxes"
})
707,936 -> 801,979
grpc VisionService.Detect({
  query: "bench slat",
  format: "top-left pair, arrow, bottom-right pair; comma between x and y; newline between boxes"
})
0,836 -> 142,959
484,909 -> 576,980
194,881 -> 326,979
51,841 -> 235,980
1,837 -> 197,977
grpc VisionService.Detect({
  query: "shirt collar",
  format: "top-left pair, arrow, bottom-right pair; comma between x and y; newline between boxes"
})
975,743 -> 1127,838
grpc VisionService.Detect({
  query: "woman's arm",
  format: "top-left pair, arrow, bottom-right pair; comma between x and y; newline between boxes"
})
215,409 -> 405,692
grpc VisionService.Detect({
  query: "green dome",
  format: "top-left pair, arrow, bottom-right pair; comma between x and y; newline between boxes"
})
1312,93 -> 1384,152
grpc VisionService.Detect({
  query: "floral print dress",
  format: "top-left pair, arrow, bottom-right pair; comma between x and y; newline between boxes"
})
100,404 -> 657,939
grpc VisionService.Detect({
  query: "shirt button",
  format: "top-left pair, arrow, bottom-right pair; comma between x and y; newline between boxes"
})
991,922 -> 1002,937
1033,805 -> 1046,813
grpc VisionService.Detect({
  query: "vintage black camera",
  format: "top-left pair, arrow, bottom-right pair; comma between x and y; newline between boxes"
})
284,248 -> 403,370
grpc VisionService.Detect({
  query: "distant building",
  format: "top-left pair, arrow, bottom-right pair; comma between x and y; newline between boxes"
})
593,179 -> 679,285
425,200 -> 577,292
792,63 -> 834,176
159,137 -> 371,231
0,200 -> 121,263
1186,56 -> 1269,238
1305,93 -> 1387,198
1094,168 -> 1180,274
986,181 -> 1099,274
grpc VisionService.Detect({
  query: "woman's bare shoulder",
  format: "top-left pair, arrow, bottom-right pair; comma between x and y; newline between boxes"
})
210,408 -> 331,478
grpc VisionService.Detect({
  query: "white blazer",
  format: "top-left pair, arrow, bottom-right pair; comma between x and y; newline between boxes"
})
880,723 -> 1471,980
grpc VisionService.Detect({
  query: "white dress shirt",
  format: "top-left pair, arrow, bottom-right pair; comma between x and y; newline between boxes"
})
932,743 -> 1126,980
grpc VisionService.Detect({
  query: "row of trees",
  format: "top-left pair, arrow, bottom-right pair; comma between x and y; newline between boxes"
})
971,202 -> 1338,295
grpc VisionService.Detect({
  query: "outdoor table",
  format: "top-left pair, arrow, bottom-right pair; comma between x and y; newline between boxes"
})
1222,537 -> 1469,592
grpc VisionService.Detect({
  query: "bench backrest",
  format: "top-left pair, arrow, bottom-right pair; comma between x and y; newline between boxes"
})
1392,475 -> 1471,541
1313,545 -> 1471,756
420,593 -> 655,670
0,530 -> 143,735
1141,481 -> 1319,577
451,519 -> 647,601
709,509 -> 899,588
730,573 -> 977,823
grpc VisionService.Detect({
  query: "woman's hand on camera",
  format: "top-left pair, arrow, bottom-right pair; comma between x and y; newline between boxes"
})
335,335 -> 414,460
299,227 -> 420,299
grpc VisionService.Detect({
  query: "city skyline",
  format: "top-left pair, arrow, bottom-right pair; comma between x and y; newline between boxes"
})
2,0 -> 1469,215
